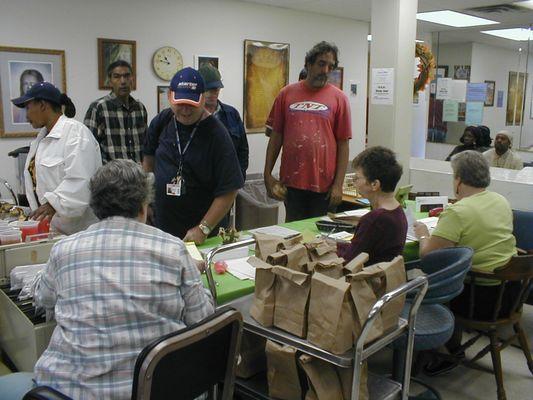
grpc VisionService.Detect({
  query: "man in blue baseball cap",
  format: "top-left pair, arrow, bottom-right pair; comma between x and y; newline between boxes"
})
142,67 -> 244,244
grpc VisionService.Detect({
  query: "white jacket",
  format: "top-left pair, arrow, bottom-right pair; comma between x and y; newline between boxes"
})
24,115 -> 102,235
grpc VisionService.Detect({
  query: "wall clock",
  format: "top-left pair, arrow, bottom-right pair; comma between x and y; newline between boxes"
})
153,46 -> 183,81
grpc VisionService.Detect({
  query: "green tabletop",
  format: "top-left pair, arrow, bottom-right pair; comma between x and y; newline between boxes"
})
201,202 -> 427,304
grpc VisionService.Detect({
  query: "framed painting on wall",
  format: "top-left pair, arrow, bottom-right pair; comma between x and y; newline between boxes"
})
194,55 -> 219,70
329,67 -> 344,90
157,86 -> 170,113
0,46 -> 66,138
243,39 -> 289,133
436,65 -> 448,79
453,65 -> 470,81
484,80 -> 495,107
98,38 -> 136,90
506,71 -> 527,126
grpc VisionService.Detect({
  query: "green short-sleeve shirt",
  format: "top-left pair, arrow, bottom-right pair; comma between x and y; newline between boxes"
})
432,191 -> 516,285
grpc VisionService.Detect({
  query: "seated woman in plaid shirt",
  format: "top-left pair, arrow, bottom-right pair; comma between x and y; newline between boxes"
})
0,159 -> 214,400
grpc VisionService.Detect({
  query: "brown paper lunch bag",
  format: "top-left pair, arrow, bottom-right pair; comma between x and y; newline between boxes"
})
342,252 -> 369,275
308,257 -> 345,279
307,272 -> 355,355
336,361 -> 369,400
272,265 -> 311,338
347,255 -> 406,344
248,256 -> 276,326
266,243 -> 309,272
265,340 -> 302,400
304,238 -> 338,261
298,354 -> 344,400
357,256 -> 406,333
235,331 -> 267,379
253,232 -> 303,261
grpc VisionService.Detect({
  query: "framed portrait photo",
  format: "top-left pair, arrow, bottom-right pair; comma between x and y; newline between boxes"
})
436,65 -> 448,79
157,85 -> 170,113
243,39 -> 289,133
98,38 -> 136,90
454,65 -> 471,81
484,80 -> 495,107
194,55 -> 219,70
0,46 -> 66,138
329,67 -> 344,90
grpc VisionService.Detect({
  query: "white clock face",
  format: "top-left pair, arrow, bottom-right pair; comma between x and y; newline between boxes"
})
153,46 -> 183,81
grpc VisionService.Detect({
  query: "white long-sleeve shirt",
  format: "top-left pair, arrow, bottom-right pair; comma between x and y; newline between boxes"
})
24,115 -> 102,234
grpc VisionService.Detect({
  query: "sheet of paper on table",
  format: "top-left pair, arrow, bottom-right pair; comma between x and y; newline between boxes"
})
248,225 -> 300,238
405,215 -> 439,242
185,242 -> 203,261
225,256 -> 256,280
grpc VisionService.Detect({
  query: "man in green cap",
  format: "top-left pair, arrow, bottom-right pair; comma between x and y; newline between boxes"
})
199,64 -> 248,180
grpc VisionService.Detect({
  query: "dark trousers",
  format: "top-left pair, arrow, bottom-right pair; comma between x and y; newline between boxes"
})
285,187 -> 333,222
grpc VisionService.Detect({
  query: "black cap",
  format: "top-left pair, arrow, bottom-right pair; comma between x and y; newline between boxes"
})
11,82 -> 61,108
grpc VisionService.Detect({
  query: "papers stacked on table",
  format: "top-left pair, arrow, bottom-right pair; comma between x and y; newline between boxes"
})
248,225 -> 300,238
225,256 -> 256,280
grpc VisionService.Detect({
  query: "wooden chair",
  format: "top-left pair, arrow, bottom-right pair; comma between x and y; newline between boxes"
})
454,255 -> 533,400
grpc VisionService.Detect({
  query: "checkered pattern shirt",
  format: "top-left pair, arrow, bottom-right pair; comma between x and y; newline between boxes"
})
33,217 -> 214,400
84,93 -> 147,163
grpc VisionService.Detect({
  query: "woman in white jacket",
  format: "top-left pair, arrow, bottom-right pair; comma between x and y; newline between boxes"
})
11,82 -> 102,234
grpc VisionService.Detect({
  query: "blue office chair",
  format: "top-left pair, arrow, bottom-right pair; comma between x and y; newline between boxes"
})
512,209 -> 533,305
392,246 -> 474,400
513,209 -> 533,252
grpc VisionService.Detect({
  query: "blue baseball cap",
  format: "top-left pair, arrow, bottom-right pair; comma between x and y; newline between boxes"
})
169,67 -> 205,107
11,82 -> 61,108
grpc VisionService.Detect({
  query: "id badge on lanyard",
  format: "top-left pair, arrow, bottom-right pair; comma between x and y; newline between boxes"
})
167,120 -> 197,197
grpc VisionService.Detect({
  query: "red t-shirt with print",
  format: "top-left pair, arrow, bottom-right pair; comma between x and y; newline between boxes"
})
270,81 -> 352,193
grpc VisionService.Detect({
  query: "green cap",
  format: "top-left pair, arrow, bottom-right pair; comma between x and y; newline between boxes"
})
198,64 -> 224,91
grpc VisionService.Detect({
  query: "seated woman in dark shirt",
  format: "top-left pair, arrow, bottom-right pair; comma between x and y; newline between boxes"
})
337,146 -> 407,265
445,126 -> 480,161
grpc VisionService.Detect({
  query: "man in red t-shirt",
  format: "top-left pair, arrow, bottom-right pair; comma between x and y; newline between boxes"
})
264,41 -> 352,221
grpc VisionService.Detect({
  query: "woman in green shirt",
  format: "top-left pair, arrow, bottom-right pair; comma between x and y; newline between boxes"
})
414,151 -> 517,374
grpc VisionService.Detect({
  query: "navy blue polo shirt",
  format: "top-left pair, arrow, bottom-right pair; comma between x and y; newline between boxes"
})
144,111 -> 244,238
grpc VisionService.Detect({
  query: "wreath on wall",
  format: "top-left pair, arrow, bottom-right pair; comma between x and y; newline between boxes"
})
414,43 -> 435,94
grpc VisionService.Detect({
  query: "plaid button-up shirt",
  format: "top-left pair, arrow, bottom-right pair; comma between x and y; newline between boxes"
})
33,217 -> 214,400
84,93 -> 147,163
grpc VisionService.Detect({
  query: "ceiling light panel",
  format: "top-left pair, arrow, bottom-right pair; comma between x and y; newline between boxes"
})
482,28 -> 533,41
416,10 -> 499,27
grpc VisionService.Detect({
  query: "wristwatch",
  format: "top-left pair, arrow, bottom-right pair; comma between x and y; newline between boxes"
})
199,220 -> 212,236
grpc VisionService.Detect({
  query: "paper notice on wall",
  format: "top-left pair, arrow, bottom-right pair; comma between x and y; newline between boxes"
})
465,102 -> 484,125
436,78 -> 452,99
497,90 -> 504,108
443,100 -> 459,122
371,68 -> 394,105
451,80 -> 467,102
466,83 -> 487,102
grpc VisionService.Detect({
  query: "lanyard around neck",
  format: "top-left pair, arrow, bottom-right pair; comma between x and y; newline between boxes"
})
174,118 -> 199,158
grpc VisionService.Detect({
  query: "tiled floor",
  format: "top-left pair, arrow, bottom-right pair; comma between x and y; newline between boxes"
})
370,303 -> 533,400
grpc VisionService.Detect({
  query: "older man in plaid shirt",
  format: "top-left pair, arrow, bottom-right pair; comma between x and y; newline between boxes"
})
84,60 -> 147,163
0,160 -> 214,400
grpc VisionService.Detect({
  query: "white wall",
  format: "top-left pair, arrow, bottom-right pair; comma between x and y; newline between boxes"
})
0,0 -> 369,193
470,42 -> 528,145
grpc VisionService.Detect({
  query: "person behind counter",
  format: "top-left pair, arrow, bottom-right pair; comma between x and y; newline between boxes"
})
414,150 -> 516,374
445,126 -> 480,161
0,159 -> 214,400
337,146 -> 407,265
11,82 -> 102,234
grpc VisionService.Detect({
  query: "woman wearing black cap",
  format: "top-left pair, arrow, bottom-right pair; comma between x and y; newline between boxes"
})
11,82 -> 102,234
445,126 -> 480,161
